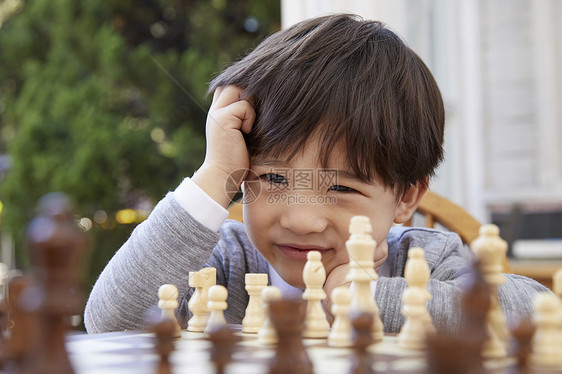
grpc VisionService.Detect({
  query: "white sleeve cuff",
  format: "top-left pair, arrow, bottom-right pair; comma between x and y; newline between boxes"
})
173,177 -> 229,232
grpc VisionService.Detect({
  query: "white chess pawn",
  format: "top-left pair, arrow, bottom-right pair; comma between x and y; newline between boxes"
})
531,292 -> 562,367
205,285 -> 228,334
346,216 -> 383,341
158,284 -> 181,337
406,248 -> 434,332
328,287 -> 352,347
471,224 -> 509,358
242,273 -> 268,334
258,286 -> 282,345
398,248 -> 434,350
188,267 -> 216,332
302,251 -> 330,338
398,288 -> 427,350
471,224 -> 507,285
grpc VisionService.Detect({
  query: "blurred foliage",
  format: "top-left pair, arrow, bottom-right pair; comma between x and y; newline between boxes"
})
0,0 -> 280,288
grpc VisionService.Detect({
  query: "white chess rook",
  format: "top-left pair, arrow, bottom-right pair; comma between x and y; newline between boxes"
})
345,216 -> 383,341
242,273 -> 268,334
187,267 -> 216,332
158,284 -> 181,337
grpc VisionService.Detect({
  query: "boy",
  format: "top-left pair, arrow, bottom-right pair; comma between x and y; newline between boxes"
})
85,14 -> 546,334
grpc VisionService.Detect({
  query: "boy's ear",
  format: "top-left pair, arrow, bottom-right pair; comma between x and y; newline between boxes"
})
393,181 -> 428,224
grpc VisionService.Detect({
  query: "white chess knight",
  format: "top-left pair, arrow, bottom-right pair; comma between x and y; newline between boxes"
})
242,273 -> 268,333
187,267 -> 216,332
470,224 -> 509,358
345,216 -> 383,340
204,284 -> 228,334
302,251 -> 330,338
398,248 -> 434,350
158,284 -> 182,337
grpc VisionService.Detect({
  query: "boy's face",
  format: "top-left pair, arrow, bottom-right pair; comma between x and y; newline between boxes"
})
242,137 -> 422,289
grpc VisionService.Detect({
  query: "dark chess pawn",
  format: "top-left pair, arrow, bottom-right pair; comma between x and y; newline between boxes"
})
511,319 -> 535,374
268,299 -> 313,374
152,318 -> 176,374
26,192 -> 87,374
349,312 -> 375,374
207,325 -> 239,374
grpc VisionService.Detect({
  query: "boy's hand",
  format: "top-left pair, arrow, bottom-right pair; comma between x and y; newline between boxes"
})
323,263 -> 351,324
193,86 -> 256,208
322,244 -> 387,323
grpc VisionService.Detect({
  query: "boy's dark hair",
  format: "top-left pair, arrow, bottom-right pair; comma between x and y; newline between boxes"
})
210,14 -> 444,198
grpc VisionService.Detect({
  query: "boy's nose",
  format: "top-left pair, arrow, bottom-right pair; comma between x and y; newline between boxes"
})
278,200 -> 328,235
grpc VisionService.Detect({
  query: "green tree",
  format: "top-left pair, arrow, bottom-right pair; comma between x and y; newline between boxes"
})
0,0 -> 280,288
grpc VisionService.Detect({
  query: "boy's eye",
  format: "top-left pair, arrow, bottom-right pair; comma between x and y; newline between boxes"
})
260,173 -> 289,185
328,185 -> 357,193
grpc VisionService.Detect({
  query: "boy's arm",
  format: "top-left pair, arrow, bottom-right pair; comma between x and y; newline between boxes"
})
84,192 -> 222,333
85,85 -> 255,333
376,248 -> 471,334
375,231 -> 549,334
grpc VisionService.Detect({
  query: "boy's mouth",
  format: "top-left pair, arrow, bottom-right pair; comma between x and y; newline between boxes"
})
275,243 -> 330,260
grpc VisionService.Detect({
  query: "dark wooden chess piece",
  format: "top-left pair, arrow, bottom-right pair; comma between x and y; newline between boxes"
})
460,259 -> 491,373
349,312 -> 375,374
6,275 -> 39,374
511,319 -> 535,374
152,318 -> 176,374
207,325 -> 239,374
426,332 -> 472,374
268,299 -> 313,374
0,295 -> 8,368
26,192 -> 87,374
426,260 -> 491,374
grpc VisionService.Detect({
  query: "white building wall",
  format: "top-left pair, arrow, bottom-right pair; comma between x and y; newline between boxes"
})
280,0 -> 562,222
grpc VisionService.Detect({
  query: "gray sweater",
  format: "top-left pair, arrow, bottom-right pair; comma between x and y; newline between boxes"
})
84,193 -> 548,334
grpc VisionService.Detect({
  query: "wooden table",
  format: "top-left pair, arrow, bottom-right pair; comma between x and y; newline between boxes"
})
509,258 -> 562,290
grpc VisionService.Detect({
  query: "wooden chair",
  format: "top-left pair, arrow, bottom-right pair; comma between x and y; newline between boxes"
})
227,190 -> 510,271
405,190 -> 481,245
405,190 -> 510,272
227,202 -> 244,222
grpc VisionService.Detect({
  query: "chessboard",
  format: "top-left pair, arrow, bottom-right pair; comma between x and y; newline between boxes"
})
67,326 -> 516,374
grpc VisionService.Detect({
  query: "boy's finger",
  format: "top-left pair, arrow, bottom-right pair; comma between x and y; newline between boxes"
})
226,100 -> 255,133
212,85 -> 244,109
239,100 -> 256,134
